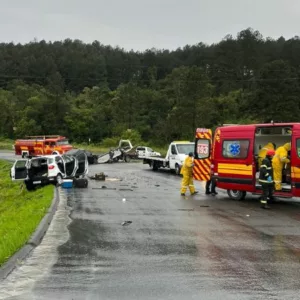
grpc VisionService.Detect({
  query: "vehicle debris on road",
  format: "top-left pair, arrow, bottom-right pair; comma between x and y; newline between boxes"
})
89,172 -> 106,181
121,221 -> 132,226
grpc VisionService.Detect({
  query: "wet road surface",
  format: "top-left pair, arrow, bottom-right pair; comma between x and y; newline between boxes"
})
1,156 -> 300,299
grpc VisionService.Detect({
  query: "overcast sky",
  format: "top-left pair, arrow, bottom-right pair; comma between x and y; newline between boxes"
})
0,0 -> 299,51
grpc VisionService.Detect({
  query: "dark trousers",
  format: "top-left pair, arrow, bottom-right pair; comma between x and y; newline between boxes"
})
261,183 -> 274,203
206,178 -> 216,193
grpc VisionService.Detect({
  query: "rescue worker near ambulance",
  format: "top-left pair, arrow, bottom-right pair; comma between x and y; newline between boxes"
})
272,142 -> 291,190
180,152 -> 199,196
258,142 -> 276,168
259,149 -> 275,209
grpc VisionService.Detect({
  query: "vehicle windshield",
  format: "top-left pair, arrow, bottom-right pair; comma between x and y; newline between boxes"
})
176,144 -> 194,154
57,140 -> 70,146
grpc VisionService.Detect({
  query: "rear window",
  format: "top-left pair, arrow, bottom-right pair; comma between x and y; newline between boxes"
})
15,160 -> 27,168
222,140 -> 250,159
48,158 -> 54,164
137,147 -> 145,151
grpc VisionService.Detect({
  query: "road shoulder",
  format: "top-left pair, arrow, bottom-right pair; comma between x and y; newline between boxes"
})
0,187 -> 59,280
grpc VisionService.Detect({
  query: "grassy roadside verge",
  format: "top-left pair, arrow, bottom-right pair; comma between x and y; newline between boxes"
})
0,160 -> 54,266
0,139 -> 13,150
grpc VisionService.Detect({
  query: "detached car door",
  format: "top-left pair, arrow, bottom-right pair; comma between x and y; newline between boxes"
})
62,155 -> 78,177
11,159 -> 29,180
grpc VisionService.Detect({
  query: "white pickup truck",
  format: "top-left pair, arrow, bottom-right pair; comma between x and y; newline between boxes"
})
143,141 -> 195,175
136,146 -> 161,158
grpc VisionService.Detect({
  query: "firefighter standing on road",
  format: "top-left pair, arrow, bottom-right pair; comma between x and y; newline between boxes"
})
180,152 -> 198,196
272,142 -> 291,190
259,149 -> 275,209
205,177 -> 217,196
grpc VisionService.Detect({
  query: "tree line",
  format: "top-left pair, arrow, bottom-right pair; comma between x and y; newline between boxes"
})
0,28 -> 300,146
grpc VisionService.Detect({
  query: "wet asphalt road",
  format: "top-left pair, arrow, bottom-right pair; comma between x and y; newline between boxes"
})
1,153 -> 300,299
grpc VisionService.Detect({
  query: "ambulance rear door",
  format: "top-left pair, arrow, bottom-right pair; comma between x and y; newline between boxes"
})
193,128 -> 212,181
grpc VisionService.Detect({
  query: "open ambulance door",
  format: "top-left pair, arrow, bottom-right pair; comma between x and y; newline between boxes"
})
291,133 -> 300,197
193,128 -> 212,181
11,159 -> 29,181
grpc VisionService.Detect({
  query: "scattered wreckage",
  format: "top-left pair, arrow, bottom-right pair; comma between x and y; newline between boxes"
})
97,140 -> 161,164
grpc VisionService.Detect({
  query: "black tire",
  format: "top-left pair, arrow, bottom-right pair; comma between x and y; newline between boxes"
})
74,178 -> 88,188
124,155 -> 131,163
152,161 -> 158,171
227,190 -> 247,201
175,164 -> 181,175
25,180 -> 35,191
56,173 -> 63,186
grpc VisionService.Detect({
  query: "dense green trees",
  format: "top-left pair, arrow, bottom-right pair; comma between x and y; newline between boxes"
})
0,28 -> 300,145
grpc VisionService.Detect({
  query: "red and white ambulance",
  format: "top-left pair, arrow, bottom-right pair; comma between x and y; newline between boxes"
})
194,123 -> 300,200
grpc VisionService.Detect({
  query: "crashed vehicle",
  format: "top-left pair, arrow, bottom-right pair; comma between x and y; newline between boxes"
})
10,150 -> 88,190
65,149 -> 98,165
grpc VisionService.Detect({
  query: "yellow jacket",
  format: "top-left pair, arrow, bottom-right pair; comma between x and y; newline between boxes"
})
180,156 -> 194,176
258,142 -> 275,167
272,143 -> 291,167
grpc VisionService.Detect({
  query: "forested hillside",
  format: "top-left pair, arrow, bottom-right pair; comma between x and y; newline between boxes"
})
1,28 -> 300,145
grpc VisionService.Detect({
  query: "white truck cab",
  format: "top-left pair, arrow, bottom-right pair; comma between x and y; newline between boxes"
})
143,141 -> 195,175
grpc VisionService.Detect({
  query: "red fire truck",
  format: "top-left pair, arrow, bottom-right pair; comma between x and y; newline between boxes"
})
14,135 -> 73,157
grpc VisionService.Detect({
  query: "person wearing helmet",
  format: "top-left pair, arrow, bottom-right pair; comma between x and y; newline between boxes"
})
258,142 -> 276,168
272,142 -> 291,190
259,149 -> 275,209
180,152 -> 198,196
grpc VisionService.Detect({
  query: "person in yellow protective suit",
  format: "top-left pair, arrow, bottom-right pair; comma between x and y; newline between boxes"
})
180,152 -> 199,196
272,142 -> 291,190
258,142 -> 276,168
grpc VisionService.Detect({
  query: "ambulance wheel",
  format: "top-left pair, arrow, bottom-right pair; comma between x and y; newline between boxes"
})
227,190 -> 246,201
25,180 -> 35,191
175,164 -> 181,175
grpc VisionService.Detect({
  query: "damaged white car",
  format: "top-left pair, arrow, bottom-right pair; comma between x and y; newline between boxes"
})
11,150 -> 88,190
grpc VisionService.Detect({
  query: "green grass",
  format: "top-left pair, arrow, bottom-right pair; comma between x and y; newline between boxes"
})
0,138 -> 14,150
0,160 -> 54,266
72,143 -> 111,154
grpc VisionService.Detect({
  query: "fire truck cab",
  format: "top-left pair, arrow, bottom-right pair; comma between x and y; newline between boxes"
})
14,135 -> 73,157
194,123 -> 300,200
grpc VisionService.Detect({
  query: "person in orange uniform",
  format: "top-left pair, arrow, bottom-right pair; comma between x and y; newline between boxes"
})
272,142 -> 291,190
180,152 -> 199,196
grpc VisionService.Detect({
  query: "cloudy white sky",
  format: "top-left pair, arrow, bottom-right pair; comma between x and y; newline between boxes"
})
0,0 -> 299,51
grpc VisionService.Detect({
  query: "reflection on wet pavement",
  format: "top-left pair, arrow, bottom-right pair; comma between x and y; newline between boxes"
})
1,162 -> 300,299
